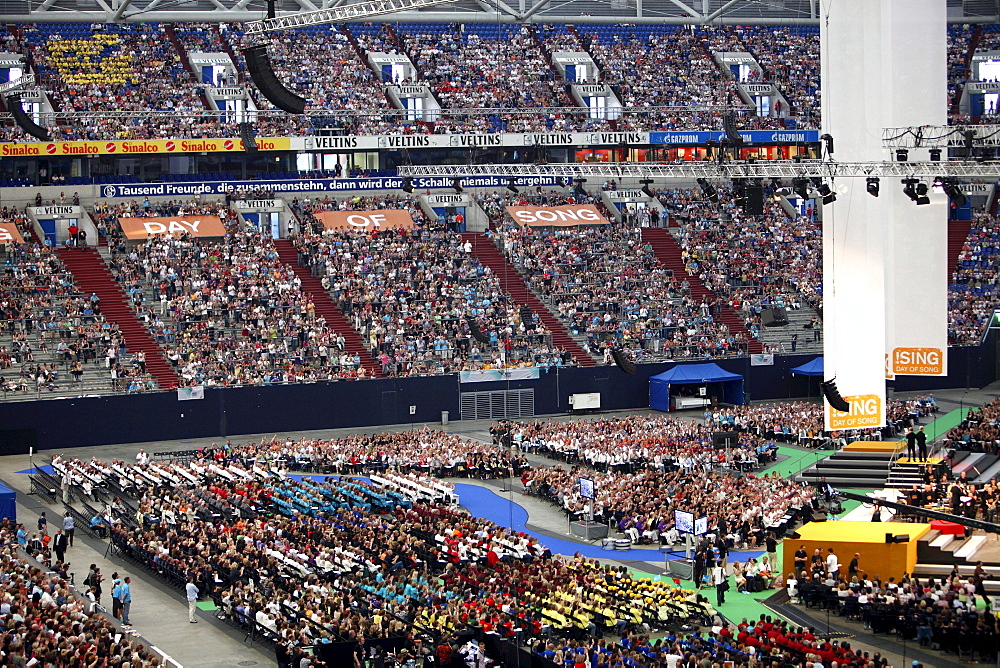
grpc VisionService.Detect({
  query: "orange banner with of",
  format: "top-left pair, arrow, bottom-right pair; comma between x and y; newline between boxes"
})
0,222 -> 25,244
118,216 -> 228,240
505,204 -> 607,226
0,137 -> 290,157
316,210 -> 417,231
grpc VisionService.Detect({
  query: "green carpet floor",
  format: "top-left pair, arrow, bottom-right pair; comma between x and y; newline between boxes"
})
762,446 -> 833,479
917,407 -> 969,442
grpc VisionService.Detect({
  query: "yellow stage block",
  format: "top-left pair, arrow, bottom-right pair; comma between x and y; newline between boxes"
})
842,440 -> 905,453
781,521 -> 931,582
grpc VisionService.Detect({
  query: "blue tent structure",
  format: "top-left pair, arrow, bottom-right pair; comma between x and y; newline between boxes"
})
0,479 -> 15,523
649,363 -> 745,411
790,357 -> 824,377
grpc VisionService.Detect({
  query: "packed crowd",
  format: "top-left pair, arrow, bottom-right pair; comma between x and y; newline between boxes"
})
498,414 -> 778,472
492,209 -> 751,360
400,23 -> 569,111
292,214 -> 578,375
0,519 -> 165,667
792,556 -> 998,663
523,464 -> 813,549
949,212 -> 1000,344
729,25 -> 820,122
57,447 -> 719,665
944,396 -> 1000,455
19,22 -> 210,141
0,240 -> 160,396
0,21 -> 988,143
111,221 -> 375,386
661,185 -> 823,338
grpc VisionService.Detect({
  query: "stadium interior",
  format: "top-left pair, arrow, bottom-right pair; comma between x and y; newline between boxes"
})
0,0 -> 1000,666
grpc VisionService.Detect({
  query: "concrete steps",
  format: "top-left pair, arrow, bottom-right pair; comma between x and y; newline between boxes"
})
272,239 -> 382,378
55,247 -> 178,390
461,232 -> 596,366
640,227 -> 762,354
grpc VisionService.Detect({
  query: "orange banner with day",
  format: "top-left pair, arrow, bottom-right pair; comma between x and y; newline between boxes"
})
0,137 -> 290,157
316,209 -> 417,231
0,222 -> 25,244
118,216 -> 228,240
505,204 -> 608,226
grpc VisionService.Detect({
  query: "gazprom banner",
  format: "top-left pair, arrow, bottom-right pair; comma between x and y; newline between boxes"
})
648,130 -> 819,145
99,175 -> 564,199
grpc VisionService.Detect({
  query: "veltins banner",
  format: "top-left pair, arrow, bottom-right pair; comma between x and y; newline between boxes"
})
117,216 -> 228,240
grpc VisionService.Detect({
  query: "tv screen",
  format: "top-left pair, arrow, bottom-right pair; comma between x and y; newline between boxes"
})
674,509 -> 694,534
579,477 -> 595,500
694,516 -> 709,536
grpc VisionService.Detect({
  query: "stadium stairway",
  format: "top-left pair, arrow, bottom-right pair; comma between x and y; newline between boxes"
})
640,228 -> 764,354
460,233 -> 597,366
947,218 -> 973,277
55,247 -> 179,390
272,239 -> 382,378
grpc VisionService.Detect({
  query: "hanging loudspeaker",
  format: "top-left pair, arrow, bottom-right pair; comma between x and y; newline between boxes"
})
610,348 -> 637,374
240,122 -> 258,153
820,378 -> 850,413
243,45 -> 307,114
6,94 -> 48,140
466,316 -> 490,344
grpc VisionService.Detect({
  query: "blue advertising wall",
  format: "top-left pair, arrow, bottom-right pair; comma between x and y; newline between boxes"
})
0,335 -> 994,452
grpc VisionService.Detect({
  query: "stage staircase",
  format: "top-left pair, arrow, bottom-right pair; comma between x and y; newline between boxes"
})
55,247 -> 179,390
640,228 -> 763,354
272,239 -> 382,378
460,233 -> 597,366
912,529 -> 1000,592
797,449 -> 895,488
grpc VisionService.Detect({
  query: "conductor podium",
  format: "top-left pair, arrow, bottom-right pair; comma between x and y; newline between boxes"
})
570,521 -> 609,540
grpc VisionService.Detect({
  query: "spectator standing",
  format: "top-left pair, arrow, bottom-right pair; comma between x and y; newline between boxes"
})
848,552 -> 861,579
825,548 -> 839,579
53,528 -> 68,563
63,513 -> 75,546
111,576 -> 123,620
765,532 -> 778,567
905,428 -> 917,460
712,564 -> 728,606
916,426 -> 928,462
186,576 -> 200,623
790,334 -> 798,352
119,576 -> 132,625
37,511 -> 48,536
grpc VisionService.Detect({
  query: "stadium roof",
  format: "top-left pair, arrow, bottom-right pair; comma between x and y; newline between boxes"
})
3,0 -> 999,25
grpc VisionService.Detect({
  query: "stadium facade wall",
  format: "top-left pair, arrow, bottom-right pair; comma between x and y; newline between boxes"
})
0,338 -> 994,452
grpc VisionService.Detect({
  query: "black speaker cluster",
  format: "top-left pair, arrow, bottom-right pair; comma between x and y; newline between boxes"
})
610,349 -> 636,374
243,45 -> 307,115
5,94 -> 48,140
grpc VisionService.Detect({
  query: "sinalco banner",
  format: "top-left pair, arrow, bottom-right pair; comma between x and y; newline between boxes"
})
0,137 -> 291,157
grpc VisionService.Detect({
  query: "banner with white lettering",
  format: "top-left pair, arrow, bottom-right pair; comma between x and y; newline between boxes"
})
118,216 -> 227,240
505,204 -> 608,227
0,222 -> 24,244
316,209 -> 416,231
